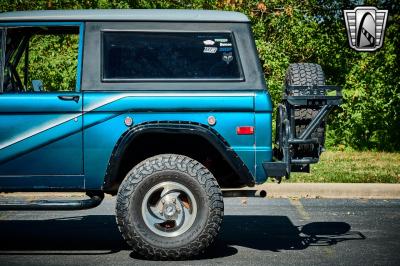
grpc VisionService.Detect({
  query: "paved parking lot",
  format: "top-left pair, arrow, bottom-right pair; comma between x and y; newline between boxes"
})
0,197 -> 399,265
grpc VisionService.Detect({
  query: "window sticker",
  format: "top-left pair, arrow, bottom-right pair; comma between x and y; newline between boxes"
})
222,52 -> 233,64
220,42 -> 232,47
214,38 -> 228,43
219,47 -> 233,52
203,40 -> 215,45
203,47 -> 218,54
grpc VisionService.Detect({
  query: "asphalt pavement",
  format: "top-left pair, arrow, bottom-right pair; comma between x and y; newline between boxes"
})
0,197 -> 399,265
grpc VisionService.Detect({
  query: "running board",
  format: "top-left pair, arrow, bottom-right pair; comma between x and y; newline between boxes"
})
0,193 -> 104,210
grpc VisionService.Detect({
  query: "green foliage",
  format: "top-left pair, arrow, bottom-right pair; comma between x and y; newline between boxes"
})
287,150 -> 400,183
1,0 -> 399,151
16,34 -> 78,91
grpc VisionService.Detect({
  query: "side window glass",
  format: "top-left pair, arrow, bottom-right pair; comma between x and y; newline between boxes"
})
102,32 -> 242,80
3,26 -> 79,93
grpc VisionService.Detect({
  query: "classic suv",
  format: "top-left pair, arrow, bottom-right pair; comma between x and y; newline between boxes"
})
0,9 -> 341,259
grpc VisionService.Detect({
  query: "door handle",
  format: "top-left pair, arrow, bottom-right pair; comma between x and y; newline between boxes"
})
58,95 -> 80,103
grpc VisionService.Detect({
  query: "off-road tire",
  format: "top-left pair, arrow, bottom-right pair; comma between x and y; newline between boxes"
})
115,154 -> 224,260
285,63 -> 326,154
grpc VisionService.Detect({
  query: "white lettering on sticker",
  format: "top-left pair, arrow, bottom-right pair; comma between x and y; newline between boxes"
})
203,47 -> 218,53
220,42 -> 232,47
214,38 -> 228,42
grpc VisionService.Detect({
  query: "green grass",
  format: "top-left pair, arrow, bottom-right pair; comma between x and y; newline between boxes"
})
285,151 -> 400,183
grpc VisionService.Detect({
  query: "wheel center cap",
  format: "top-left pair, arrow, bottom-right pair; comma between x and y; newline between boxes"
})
163,203 -> 177,219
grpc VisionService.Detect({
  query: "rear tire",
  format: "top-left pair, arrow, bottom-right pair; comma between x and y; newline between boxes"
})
285,63 -> 326,155
115,154 -> 224,260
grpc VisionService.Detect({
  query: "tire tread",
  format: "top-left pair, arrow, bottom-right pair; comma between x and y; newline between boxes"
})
115,154 -> 223,260
285,63 -> 326,152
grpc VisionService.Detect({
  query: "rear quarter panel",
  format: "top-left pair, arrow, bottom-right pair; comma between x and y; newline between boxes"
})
82,91 -> 272,189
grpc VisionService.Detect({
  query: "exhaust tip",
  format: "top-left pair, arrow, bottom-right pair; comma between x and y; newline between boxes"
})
256,190 -> 267,198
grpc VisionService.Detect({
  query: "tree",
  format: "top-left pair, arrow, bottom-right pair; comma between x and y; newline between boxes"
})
1,0 -> 399,150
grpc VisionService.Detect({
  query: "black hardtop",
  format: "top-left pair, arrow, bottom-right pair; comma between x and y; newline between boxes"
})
0,9 -> 250,23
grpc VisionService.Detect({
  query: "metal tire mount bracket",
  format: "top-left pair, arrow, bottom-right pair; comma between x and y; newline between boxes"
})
263,85 -> 342,180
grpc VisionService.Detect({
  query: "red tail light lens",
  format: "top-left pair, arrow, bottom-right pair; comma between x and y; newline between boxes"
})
236,126 -> 254,135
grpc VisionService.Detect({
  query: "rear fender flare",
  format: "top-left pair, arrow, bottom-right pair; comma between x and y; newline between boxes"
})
102,121 -> 254,191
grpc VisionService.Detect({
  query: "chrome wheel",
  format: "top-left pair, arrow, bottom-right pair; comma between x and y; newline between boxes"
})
141,181 -> 198,237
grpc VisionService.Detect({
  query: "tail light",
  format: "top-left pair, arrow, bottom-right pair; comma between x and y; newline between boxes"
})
236,126 -> 254,135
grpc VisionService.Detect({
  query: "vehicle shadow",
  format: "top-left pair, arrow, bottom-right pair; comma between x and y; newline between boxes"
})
0,215 -> 365,258
200,215 -> 366,259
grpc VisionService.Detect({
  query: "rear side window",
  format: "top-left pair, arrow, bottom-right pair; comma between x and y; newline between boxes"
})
102,32 -> 242,81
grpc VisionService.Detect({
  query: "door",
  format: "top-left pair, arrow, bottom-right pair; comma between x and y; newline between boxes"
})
0,23 -> 84,190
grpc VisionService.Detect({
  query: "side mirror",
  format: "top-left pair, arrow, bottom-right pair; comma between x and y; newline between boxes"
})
32,80 -> 43,92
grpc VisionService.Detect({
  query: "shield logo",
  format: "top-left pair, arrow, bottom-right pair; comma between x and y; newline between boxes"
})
344,6 -> 388,51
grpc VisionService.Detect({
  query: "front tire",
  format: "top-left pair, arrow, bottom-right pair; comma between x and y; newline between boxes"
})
115,154 -> 224,260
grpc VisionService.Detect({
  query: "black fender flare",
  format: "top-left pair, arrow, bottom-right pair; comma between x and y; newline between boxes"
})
102,121 -> 254,191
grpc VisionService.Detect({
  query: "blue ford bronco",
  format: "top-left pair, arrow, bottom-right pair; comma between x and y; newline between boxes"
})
0,9 -> 341,259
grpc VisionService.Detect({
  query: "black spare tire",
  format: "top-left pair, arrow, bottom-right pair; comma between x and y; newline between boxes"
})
285,63 -> 326,155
